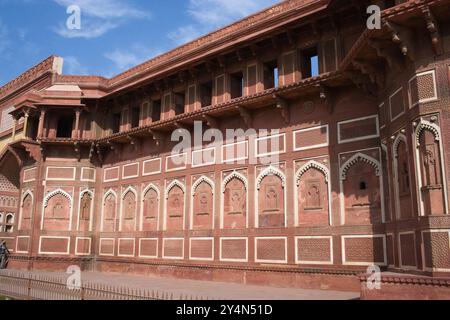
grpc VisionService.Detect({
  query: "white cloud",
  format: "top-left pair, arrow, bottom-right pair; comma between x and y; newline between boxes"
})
168,0 -> 279,46
104,50 -> 140,71
54,20 -> 119,39
168,25 -> 202,46
104,44 -> 162,75
53,0 -> 148,19
63,56 -> 89,75
52,0 -> 150,39
187,0 -> 278,29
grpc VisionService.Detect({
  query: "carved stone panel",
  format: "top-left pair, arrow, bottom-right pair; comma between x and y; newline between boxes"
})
258,175 -> 284,228
343,161 -> 382,225
166,186 -> 184,230
396,140 -> 413,219
420,130 -> 445,215
79,192 -> 92,231
142,188 -> 159,231
298,168 -> 329,226
20,194 -> 32,230
223,178 -> 247,229
122,190 -> 136,232
192,181 -> 213,230
44,192 -> 71,231
103,193 -> 116,232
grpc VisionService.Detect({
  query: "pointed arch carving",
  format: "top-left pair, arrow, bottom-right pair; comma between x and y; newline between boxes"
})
192,176 -> 215,195
122,186 -> 138,199
22,189 -> 34,203
222,171 -> 248,193
103,188 -> 117,203
340,153 -> 381,180
19,189 -> 34,230
141,183 -> 160,231
165,180 -> 186,199
142,183 -> 160,200
393,133 -> 408,157
78,189 -> 94,230
43,189 -> 72,208
256,166 -> 286,190
415,119 -> 440,145
295,160 -> 330,185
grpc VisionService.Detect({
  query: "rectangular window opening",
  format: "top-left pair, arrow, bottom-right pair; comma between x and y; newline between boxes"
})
301,47 -> 319,79
174,91 -> 186,116
56,115 -> 74,138
152,100 -> 161,122
200,81 -> 213,108
131,106 -> 140,129
230,71 -> 244,99
112,113 -> 121,134
263,60 -> 279,89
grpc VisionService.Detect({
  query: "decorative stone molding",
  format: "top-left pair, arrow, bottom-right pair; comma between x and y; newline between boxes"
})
222,171 -> 248,193
295,160 -> 329,186
191,176 -> 215,196
43,189 -> 72,208
340,153 -> 380,181
165,180 -> 186,199
142,183 -> 160,200
415,119 -> 440,146
21,189 -> 34,203
103,189 -> 117,203
393,133 -> 408,157
256,166 -> 286,190
122,186 -> 137,199
80,189 -> 94,198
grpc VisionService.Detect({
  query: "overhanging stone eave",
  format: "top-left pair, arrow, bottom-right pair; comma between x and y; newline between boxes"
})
339,0 -> 449,71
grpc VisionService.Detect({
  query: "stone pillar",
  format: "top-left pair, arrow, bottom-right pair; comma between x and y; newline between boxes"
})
75,108 -> 81,139
37,108 -> 46,139
23,111 -> 30,139
11,118 -> 17,141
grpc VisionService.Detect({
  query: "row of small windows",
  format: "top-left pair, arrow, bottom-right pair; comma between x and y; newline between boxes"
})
109,51 -> 319,135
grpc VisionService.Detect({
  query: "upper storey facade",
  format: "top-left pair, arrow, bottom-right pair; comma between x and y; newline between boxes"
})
0,0 -> 370,145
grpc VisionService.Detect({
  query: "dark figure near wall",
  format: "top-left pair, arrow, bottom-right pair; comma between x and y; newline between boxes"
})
0,241 -> 10,269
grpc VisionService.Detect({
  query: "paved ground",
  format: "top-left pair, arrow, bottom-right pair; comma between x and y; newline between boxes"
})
2,269 -> 360,300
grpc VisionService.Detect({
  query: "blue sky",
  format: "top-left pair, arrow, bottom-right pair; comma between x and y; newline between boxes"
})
0,0 -> 280,86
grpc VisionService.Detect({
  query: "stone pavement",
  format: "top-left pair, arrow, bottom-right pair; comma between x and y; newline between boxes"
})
7,269 -> 360,300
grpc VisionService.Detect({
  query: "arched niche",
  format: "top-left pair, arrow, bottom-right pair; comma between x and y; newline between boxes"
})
165,180 -> 185,231
393,134 -> 413,220
255,166 -> 286,228
415,119 -> 448,216
340,153 -> 384,225
222,171 -> 247,229
102,189 -> 117,232
141,184 -> 160,231
295,161 -> 331,226
19,191 -> 33,231
121,187 -> 137,232
191,176 -> 214,230
78,190 -> 93,232
42,189 -> 73,231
